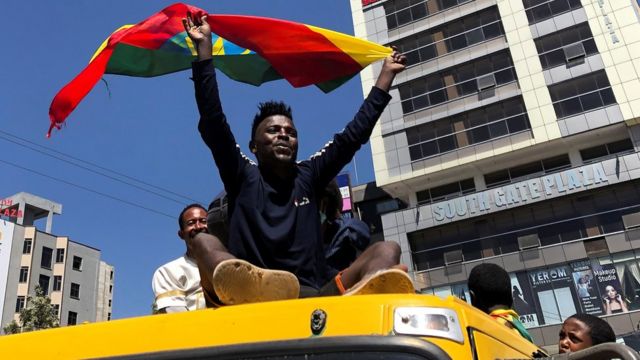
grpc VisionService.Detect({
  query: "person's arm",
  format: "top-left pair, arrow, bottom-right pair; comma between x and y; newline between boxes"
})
307,49 -> 406,187
184,13 -> 248,193
152,266 -> 190,312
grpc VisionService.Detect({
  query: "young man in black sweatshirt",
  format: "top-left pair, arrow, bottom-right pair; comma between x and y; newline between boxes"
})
183,13 -> 414,306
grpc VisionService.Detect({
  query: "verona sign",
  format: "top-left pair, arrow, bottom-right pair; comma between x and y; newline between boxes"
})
432,162 -> 609,223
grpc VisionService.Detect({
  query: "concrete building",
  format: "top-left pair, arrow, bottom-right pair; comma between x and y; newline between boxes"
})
0,192 -> 114,331
351,0 -> 640,348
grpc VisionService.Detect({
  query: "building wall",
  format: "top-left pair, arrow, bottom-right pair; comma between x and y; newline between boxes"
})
352,0 -> 640,348
61,241 -> 100,326
95,261 -> 114,322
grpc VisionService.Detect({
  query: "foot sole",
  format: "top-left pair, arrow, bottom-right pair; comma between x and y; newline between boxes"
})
345,269 -> 415,296
213,259 -> 300,305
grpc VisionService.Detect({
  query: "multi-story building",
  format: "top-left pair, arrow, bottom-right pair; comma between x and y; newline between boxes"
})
0,192 -> 114,331
351,0 -> 640,348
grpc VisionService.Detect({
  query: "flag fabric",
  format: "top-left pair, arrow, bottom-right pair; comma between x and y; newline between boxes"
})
47,2 -> 392,137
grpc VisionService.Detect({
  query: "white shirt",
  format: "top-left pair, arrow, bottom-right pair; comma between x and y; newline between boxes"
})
152,255 -> 205,311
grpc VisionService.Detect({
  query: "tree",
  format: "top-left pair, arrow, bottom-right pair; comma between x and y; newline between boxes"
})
3,286 -> 59,335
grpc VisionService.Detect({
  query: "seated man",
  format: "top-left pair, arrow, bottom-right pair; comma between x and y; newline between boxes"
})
152,203 -> 224,312
320,180 -> 371,272
468,263 -> 533,342
182,13 -> 413,306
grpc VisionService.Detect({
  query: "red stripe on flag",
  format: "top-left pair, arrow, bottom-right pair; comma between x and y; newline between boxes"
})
208,15 -> 362,88
47,47 -> 114,138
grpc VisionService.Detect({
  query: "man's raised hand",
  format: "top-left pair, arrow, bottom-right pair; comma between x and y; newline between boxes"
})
182,12 -> 212,61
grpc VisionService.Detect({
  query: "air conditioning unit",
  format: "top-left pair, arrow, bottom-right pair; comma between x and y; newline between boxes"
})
563,42 -> 586,66
623,212 -> 640,229
476,74 -> 496,91
517,234 -> 540,251
444,250 -> 464,265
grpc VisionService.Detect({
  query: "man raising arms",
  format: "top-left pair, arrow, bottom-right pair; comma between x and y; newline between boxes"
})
183,13 -> 413,306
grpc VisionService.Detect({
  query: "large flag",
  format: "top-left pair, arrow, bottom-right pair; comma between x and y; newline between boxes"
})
48,2 -> 391,137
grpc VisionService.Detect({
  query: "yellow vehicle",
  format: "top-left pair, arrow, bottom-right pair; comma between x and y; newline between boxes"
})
0,293 -> 551,359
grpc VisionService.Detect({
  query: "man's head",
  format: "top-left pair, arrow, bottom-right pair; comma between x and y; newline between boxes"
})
249,101 -> 298,168
319,179 -> 343,223
558,313 -> 615,353
468,263 -> 513,313
178,203 -> 208,242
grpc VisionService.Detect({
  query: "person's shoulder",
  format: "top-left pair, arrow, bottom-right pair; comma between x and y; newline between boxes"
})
155,256 -> 189,273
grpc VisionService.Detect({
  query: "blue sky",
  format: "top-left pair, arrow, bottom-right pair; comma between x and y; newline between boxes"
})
0,1 -> 378,319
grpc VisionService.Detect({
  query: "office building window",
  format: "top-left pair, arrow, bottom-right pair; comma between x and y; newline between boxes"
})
53,304 -> 60,317
53,275 -> 62,291
15,296 -> 26,313
110,270 -> 114,280
399,51 -> 516,114
109,285 -> 113,293
407,97 -> 530,161
55,248 -> 65,263
385,0 -> 473,30
108,299 -> 112,307
67,311 -> 77,326
535,23 -> 598,69
107,313 -> 112,321
70,283 -> 80,300
39,275 -> 50,295
550,70 -> 616,119
23,239 -> 32,254
19,267 -> 29,283
72,256 -> 82,271
523,0 -> 582,24
580,139 -> 634,163
393,7 -> 504,67
41,247 -> 53,269
416,179 -> 476,205
484,154 -> 571,188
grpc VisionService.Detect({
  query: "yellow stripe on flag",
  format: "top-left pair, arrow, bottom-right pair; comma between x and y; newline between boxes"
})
307,25 -> 391,68
90,25 -> 135,63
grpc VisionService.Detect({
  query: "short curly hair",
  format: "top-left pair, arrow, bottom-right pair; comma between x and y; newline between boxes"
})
251,101 -> 293,141
468,263 -> 513,313
566,313 -> 615,346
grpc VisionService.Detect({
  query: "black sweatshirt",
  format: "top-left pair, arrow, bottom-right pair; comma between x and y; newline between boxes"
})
193,59 -> 391,289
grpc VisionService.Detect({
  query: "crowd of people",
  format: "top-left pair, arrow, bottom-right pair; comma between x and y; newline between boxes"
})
152,10 -> 619,356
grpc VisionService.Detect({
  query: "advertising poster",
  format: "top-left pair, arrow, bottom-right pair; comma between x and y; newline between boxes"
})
593,263 -> 630,315
571,260 -> 604,315
0,221 -> 16,318
336,173 -> 353,213
510,272 -> 539,328
527,265 -> 579,326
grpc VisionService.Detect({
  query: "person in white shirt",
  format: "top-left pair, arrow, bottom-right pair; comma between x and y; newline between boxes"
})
152,204 -> 215,313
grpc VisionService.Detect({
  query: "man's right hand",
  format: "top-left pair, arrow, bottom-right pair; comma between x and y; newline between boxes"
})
182,12 -> 213,61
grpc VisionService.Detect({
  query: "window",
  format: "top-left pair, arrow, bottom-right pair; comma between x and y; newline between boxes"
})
55,248 -> 65,263
108,299 -> 112,307
15,296 -> 25,313
39,275 -> 50,295
535,23 -> 598,69
53,275 -> 62,291
67,311 -> 77,326
392,7 -> 504,67
109,285 -> 113,293
70,283 -> 80,300
416,179 -> 475,205
22,239 -> 32,254
580,138 -> 634,163
110,271 -> 114,280
484,154 -> 571,188
53,304 -> 60,317
72,256 -> 82,271
550,71 -> 616,119
19,267 -> 29,283
523,0 -> 582,24
384,0 -> 473,30
107,313 -> 112,321
399,51 -> 516,114
407,97 -> 530,161
41,247 -> 53,269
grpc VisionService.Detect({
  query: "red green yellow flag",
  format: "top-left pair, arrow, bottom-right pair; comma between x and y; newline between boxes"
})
48,2 -> 391,137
